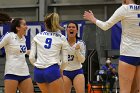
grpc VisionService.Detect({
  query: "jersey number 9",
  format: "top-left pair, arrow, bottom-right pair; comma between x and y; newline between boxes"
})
44,38 -> 52,49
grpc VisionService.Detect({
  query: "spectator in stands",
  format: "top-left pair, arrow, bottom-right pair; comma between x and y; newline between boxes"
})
0,13 -> 34,93
63,21 -> 86,93
101,57 -> 117,93
83,0 -> 140,92
29,13 -> 68,93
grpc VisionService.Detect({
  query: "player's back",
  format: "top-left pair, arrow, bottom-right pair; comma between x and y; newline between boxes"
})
120,4 -> 140,56
34,31 -> 66,66
122,4 -> 140,38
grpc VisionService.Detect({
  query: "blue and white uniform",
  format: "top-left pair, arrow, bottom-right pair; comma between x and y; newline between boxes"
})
63,40 -> 86,81
0,32 -> 30,81
96,4 -> 140,65
29,31 -> 68,83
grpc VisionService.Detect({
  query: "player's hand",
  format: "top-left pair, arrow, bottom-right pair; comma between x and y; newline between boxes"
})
26,50 -> 30,55
83,10 -> 96,24
75,44 -> 80,50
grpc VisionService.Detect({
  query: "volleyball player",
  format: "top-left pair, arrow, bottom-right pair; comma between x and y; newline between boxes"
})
0,14 -> 34,93
63,21 -> 86,93
83,0 -> 140,92
29,13 -> 69,93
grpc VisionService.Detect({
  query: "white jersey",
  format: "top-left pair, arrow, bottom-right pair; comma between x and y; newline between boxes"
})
29,31 -> 68,68
96,4 -> 140,57
64,40 -> 86,71
0,32 -> 29,76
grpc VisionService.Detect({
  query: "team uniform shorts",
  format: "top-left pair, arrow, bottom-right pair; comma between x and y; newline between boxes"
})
4,74 -> 31,83
34,64 -> 61,83
63,68 -> 83,82
120,55 -> 140,66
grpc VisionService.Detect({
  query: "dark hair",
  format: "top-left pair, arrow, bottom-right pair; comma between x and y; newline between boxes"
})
67,21 -> 78,30
10,18 -> 23,33
0,12 -> 12,24
134,0 -> 140,4
67,21 -> 80,39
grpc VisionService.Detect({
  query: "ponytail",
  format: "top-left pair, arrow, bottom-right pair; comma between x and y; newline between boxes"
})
44,13 -> 63,32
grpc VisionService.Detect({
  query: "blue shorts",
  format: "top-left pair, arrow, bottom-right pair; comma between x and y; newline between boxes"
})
34,64 -> 61,83
120,55 -> 140,66
63,68 -> 83,82
4,74 -> 31,83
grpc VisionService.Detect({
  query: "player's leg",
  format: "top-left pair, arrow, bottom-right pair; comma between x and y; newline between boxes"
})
63,75 -> 73,93
4,80 -> 18,93
18,77 -> 34,93
131,65 -> 140,93
118,60 -> 136,93
48,77 -> 65,93
73,74 -> 85,93
131,71 -> 138,93
136,66 -> 140,93
36,83 -> 49,93
4,74 -> 19,93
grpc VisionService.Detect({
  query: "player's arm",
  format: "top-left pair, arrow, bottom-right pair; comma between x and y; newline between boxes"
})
60,38 -> 69,70
75,41 -> 86,63
84,5 -> 126,30
96,5 -> 126,30
0,32 -> 10,48
29,39 -> 36,66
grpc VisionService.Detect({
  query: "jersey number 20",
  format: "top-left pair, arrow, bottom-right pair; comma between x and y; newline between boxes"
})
44,38 -> 52,49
